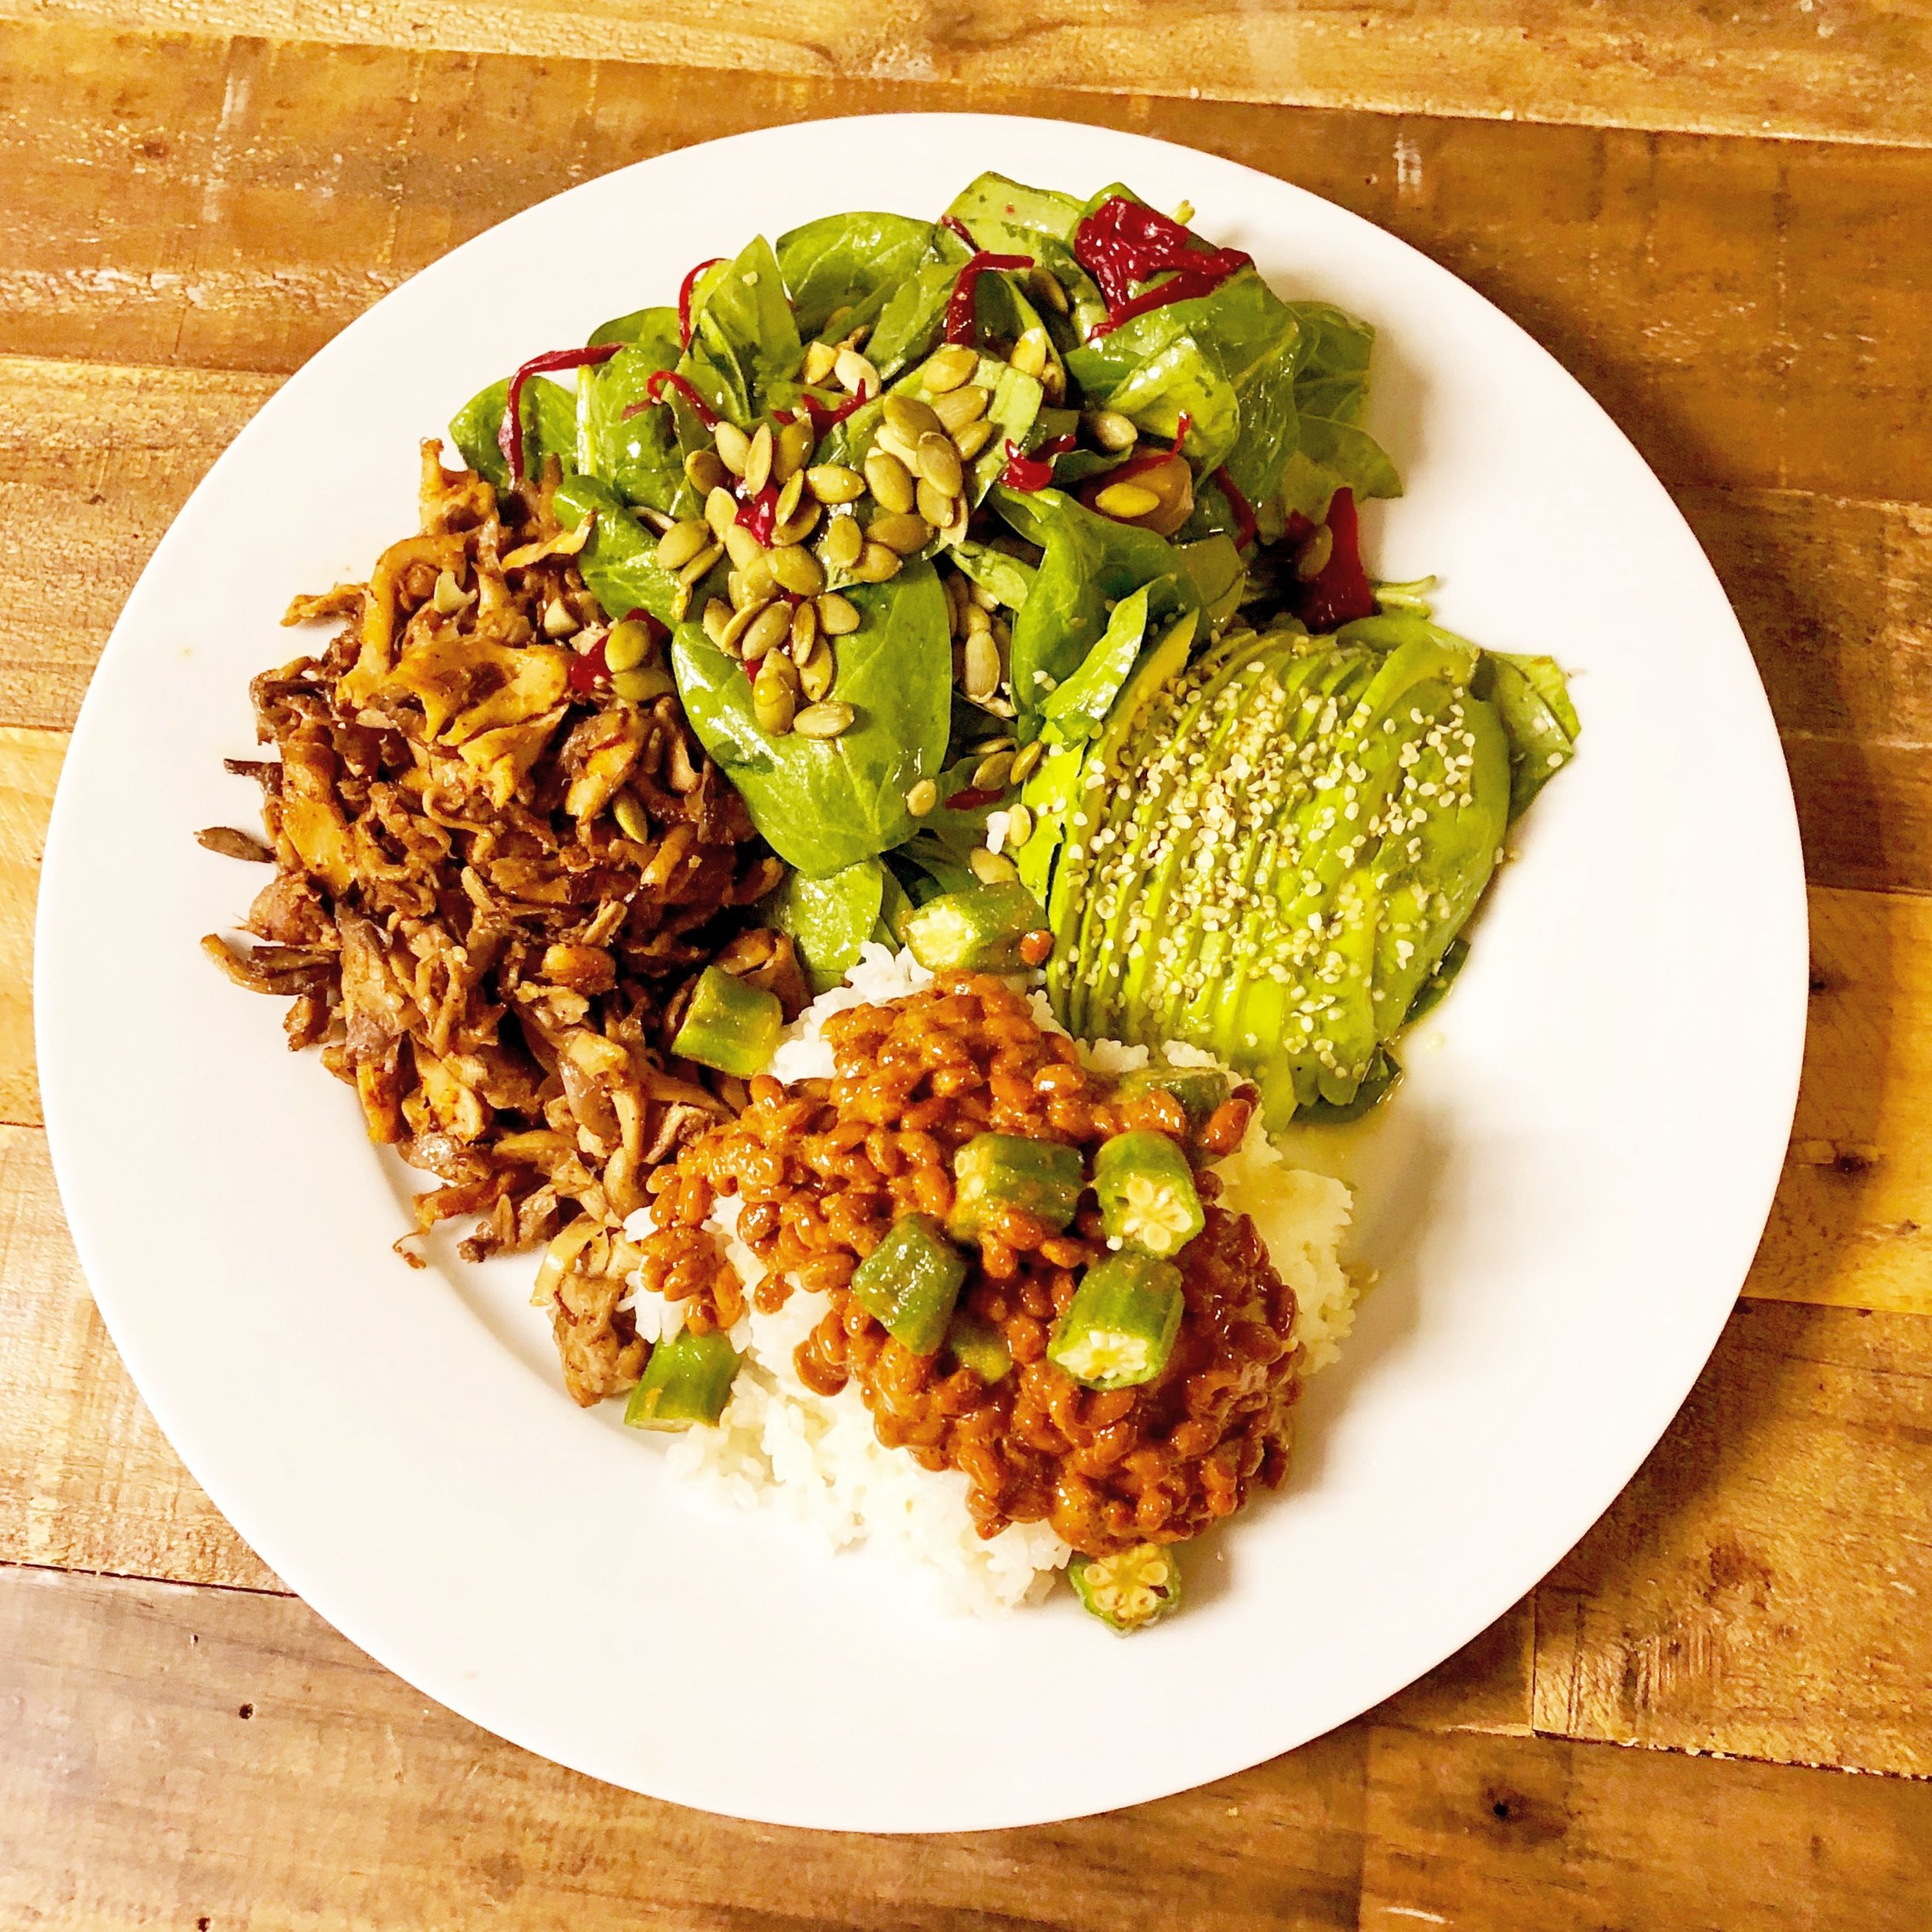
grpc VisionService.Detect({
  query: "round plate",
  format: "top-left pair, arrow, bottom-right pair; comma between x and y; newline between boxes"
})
36,115 -> 1806,1832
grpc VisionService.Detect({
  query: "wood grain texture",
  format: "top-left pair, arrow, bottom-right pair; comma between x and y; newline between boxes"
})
2,27 -> 1930,503
6,0 -> 1930,148
0,727 -> 59,1126
1360,1725 -> 1932,1932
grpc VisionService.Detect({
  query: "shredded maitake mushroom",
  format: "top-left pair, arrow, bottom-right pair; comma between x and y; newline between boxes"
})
203,444 -> 805,1403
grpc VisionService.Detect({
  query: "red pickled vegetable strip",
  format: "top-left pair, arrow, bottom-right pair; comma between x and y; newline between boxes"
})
945,250 -> 1034,346
999,434 -> 1075,492
498,344 -> 622,488
1213,465 -> 1257,550
622,369 -> 719,429
944,785 -> 1004,811
1292,487 -> 1376,631
940,213 -> 976,247
567,635 -> 611,696
1171,413 -> 1192,454
787,385 -> 871,438
1073,196 -> 1252,338
734,483 -> 779,545
678,257 -> 726,349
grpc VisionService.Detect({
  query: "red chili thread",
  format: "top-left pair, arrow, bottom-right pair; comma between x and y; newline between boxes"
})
734,484 -> 780,546
944,250 -> 1035,345
939,214 -> 977,247
1213,466 -> 1257,550
498,344 -> 623,488
678,257 -> 726,348
1073,196 -> 1252,338
999,434 -> 1074,492
622,370 -> 719,429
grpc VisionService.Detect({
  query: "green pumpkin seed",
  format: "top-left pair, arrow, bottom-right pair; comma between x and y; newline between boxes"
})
916,432 -> 964,496
1028,267 -> 1070,315
1294,525 -> 1335,580
604,618 -> 655,673
1009,327 -> 1050,379
920,344 -> 978,394
1094,480 -> 1162,520
685,448 -> 730,496
850,542 -> 903,583
962,630 -> 1002,701
934,386 -> 990,434
770,543 -> 826,597
792,701 -> 855,740
776,416 -> 814,481
741,601 -> 793,664
701,598 -> 732,648
915,479 -> 957,530
952,418 -> 997,461
774,470 -> 805,527
963,602 -> 992,637
969,846 -> 1019,885
742,421 -> 774,497
678,543 -> 723,588
753,659 -> 799,736
743,549 -> 778,605
789,598 -> 818,659
833,346 -> 879,396
869,511 -> 931,556
612,665 -> 675,704
719,600 -> 765,655
613,791 -> 653,842
972,750 -> 1014,791
705,486 -> 739,543
871,426 -> 922,473
1004,803 -> 1034,849
801,341 -> 838,386
1009,739 -> 1045,784
798,640 -> 835,701
883,393 -> 945,446
1087,410 -> 1139,453
820,513 -> 863,572
772,502 -> 821,546
904,777 -> 939,817
713,421 -> 751,478
968,580 -> 1001,612
806,462 -> 865,505
723,522 -> 764,572
655,518 -> 711,572
863,450 -> 917,515
817,591 -> 861,635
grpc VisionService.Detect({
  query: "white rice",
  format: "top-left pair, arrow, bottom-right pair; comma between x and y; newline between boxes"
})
625,945 -> 1358,1615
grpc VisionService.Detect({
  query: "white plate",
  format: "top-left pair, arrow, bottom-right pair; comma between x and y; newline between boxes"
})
36,115 -> 1806,1832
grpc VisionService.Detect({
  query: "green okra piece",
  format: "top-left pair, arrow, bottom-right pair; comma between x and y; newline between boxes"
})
948,1132 -> 1085,1243
624,1328 -> 740,1431
672,965 -> 783,1078
902,881 -> 1046,972
1047,1251 -> 1184,1391
1112,1063 -> 1231,1134
944,1308 -> 1013,1385
1092,1131 -> 1206,1259
851,1213 -> 968,1356
1069,1543 -> 1185,1633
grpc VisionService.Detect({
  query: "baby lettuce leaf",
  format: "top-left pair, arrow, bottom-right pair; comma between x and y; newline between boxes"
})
1039,586 -> 1155,747
766,859 -> 888,993
553,475 -> 692,630
576,308 -> 698,519
1281,300 -> 1402,508
776,212 -> 934,342
671,562 -> 952,876
992,486 -> 1201,732
450,376 -> 577,492
863,226 -> 974,381
676,235 -> 801,429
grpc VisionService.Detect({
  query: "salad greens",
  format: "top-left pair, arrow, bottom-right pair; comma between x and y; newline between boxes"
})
447,171 -> 1576,1121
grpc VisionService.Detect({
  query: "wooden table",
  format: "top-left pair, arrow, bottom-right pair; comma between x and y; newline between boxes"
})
4,5 -> 1931,1921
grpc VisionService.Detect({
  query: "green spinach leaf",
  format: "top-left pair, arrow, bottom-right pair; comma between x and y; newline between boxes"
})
553,475 -> 692,629
949,540 -> 1037,611
1039,587 -> 1154,746
450,376 -> 577,492
676,235 -> 801,430
1283,300 -> 1402,505
575,308 -> 697,519
776,212 -> 934,342
766,860 -> 888,992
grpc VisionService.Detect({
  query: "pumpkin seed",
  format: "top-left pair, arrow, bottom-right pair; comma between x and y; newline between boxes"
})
817,590 -> 861,635
741,600 -> 792,663
820,512 -> 864,572
869,511 -> 931,556
798,639 -> 835,700
740,549 -> 777,605
1009,739 -> 1046,784
871,425 -> 923,471
952,417 -> 997,461
850,542 -> 904,583
719,600 -> 764,655
968,580 -> 1002,612
806,462 -> 865,505
613,791 -> 653,842
1087,409 -> 1139,453
743,422 -> 774,497
1294,524 -> 1335,580
934,385 -> 990,433
543,597 -> 578,638
944,570 -> 969,633
920,344 -> 978,393
1004,803 -> 1034,848
612,665 -> 675,703
1040,361 -> 1066,406
864,450 -> 917,515
713,420 -> 751,478
604,617 -> 655,672
789,597 -> 818,659
772,502 -> 821,546
679,543 -> 724,588
702,598 -> 732,648
833,346 -> 879,396
962,630 -> 1002,700
774,470 -> 805,526
1028,267 -> 1070,315
969,846 -> 1019,885
916,432 -> 964,496
801,341 -> 838,385
723,523 -> 766,573
638,507 -> 676,535
916,479 -> 957,529
656,517 -> 711,571
883,393 -> 945,445
770,543 -> 825,597
964,602 -> 992,636
1094,480 -> 1162,520
753,655 -> 798,736
972,750 -> 1014,791
705,485 -> 739,542
792,701 -> 855,740
777,416 -> 814,480
1009,326 -> 1050,379
904,777 -> 939,816
685,448 -> 730,496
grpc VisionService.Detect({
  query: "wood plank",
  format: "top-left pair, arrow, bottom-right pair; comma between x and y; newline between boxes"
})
10,0 -> 1931,148
0,1560 -> 1369,1928
1360,1724 -> 1932,1932
1532,1298 -> 1932,1777
0,727 -> 60,1127
2,27 -> 1931,502
5,354 -> 1930,888
0,1124 -> 277,1591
